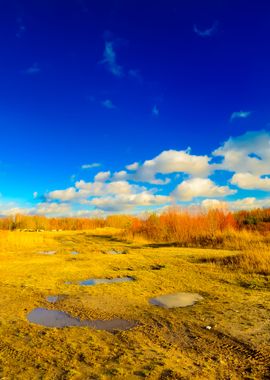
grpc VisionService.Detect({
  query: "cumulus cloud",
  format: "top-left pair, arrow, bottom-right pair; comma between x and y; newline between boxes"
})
172,178 -> 236,201
201,199 -> 228,210
47,179 -> 146,202
130,149 -> 211,184
100,41 -> 123,77
94,171 -> 111,182
193,21 -> 218,37
213,130 -> 270,176
230,111 -> 251,121
47,187 -> 79,202
0,201 -> 70,217
0,206 -> 32,216
200,197 -> 270,211
126,162 -> 139,171
113,170 -> 128,180
45,177 -> 169,213
81,163 -> 101,170
90,192 -> 169,212
35,202 -> 71,215
231,173 -> 270,190
18,129 -> 270,216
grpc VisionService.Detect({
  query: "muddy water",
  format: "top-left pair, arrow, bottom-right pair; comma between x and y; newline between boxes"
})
79,277 -> 134,286
27,308 -> 136,331
46,296 -> 59,303
150,292 -> 203,308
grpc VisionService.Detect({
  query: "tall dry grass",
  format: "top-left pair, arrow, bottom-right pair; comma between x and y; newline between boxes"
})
0,231 -> 58,252
122,208 -> 270,274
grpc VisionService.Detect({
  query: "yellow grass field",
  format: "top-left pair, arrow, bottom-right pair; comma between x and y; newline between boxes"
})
0,230 -> 269,379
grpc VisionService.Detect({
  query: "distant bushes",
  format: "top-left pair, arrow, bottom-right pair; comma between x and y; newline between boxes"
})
123,208 -> 270,250
1,208 -> 270,274
1,207 -> 270,251
0,214 -> 133,232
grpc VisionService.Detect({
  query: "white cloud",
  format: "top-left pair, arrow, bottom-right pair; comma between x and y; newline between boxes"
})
35,202 -> 71,215
113,170 -> 127,180
231,172 -> 270,190
230,111 -> 251,121
47,179 -> 145,202
100,41 -> 123,77
225,197 -> 270,210
0,201 -> 70,217
101,99 -> 116,109
201,197 -> 270,211
45,178 -> 169,213
81,163 -> 101,169
130,149 -> 211,183
47,187 -> 79,202
172,178 -> 236,201
126,162 -> 139,171
0,206 -> 32,216
94,171 -> 111,182
213,130 -> 270,176
193,21 -> 218,37
201,199 -> 228,210
90,192 -> 169,212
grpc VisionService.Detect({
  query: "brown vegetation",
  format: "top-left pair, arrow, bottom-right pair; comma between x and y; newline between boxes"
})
1,207 -> 270,274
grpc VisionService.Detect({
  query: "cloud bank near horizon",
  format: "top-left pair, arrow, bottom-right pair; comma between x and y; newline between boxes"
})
1,129 -> 270,217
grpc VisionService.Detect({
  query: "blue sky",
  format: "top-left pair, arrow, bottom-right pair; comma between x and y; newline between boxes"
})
0,0 -> 270,216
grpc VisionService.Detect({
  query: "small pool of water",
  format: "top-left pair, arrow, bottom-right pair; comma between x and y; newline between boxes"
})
46,296 -> 59,303
79,277 -> 134,286
46,295 -> 66,303
149,292 -> 203,309
37,250 -> 56,255
27,308 -> 136,331
70,251 -> 79,255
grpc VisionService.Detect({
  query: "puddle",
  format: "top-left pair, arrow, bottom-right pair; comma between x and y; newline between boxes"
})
70,251 -> 79,255
46,296 -> 59,303
27,308 -> 136,331
37,250 -> 56,255
79,277 -> 134,286
149,292 -> 203,308
104,249 -> 127,255
46,295 -> 66,303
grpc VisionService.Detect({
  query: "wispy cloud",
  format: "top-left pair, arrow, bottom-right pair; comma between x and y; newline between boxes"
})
81,163 -> 101,170
23,63 -> 41,75
230,110 -> 251,121
128,69 -> 143,83
100,41 -> 123,77
152,105 -> 159,117
16,17 -> 26,38
193,21 -> 219,37
101,99 -> 116,109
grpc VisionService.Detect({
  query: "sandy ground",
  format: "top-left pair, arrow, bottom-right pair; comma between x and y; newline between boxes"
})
0,231 -> 269,379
